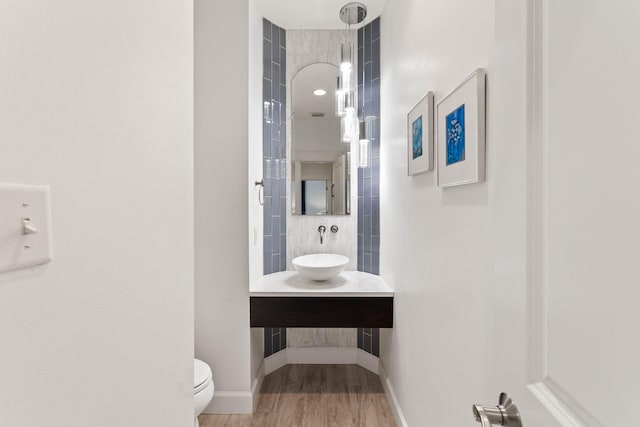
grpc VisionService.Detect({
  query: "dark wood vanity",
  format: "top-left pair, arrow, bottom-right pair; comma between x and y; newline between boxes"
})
249,271 -> 394,328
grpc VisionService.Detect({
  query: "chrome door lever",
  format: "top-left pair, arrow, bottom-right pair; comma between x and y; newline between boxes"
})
255,179 -> 264,206
472,393 -> 522,427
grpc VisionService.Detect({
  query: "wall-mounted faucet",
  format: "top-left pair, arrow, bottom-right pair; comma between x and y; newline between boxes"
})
318,225 -> 326,244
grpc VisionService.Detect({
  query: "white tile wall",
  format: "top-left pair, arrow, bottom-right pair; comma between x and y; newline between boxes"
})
286,214 -> 357,271
287,328 -> 357,348
285,30 -> 359,348
286,29 -> 358,272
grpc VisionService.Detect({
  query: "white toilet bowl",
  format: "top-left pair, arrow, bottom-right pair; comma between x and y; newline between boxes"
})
194,358 -> 214,427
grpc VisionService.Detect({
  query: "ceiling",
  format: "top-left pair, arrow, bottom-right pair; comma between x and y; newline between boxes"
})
292,63 -> 338,118
292,63 -> 346,162
254,0 -> 386,30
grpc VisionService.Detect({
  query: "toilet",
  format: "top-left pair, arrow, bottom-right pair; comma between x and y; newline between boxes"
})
194,358 -> 214,427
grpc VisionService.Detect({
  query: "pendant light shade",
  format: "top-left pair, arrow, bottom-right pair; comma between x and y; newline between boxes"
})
342,108 -> 359,143
358,120 -> 370,167
335,77 -> 345,117
358,139 -> 369,168
263,101 -> 272,124
340,43 -> 353,73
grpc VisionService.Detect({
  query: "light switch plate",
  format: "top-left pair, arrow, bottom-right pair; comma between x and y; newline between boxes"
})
0,183 -> 53,273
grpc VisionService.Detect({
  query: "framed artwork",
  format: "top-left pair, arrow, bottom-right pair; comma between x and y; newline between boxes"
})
407,92 -> 434,175
436,69 -> 486,187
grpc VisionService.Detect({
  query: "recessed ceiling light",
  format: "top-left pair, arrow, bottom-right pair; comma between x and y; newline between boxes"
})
313,89 -> 327,96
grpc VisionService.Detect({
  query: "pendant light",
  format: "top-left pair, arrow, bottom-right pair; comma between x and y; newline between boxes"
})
337,2 -> 367,144
354,1 -> 370,168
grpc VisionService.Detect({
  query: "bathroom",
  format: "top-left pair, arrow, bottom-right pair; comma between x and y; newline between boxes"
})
1,0 -> 638,426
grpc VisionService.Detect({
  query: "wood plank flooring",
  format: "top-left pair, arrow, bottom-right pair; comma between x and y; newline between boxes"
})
198,364 -> 396,427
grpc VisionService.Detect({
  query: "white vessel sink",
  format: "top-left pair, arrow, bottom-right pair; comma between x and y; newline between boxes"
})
292,254 -> 349,281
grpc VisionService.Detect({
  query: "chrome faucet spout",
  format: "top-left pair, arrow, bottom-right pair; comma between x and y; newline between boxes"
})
318,225 -> 326,244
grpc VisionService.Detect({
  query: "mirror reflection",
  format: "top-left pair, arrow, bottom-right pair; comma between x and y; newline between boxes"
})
291,63 -> 350,215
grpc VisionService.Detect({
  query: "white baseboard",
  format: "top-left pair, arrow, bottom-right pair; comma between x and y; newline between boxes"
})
263,347 -> 288,374
204,359 -> 266,415
378,362 -> 409,427
356,348 -> 380,374
286,347 -> 359,365
251,361 -> 265,412
205,390 -> 253,414
264,347 -> 379,375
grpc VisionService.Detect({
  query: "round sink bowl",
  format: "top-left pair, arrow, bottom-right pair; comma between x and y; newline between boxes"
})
292,253 -> 349,281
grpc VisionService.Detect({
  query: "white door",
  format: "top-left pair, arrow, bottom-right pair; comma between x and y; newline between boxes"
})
489,0 -> 640,426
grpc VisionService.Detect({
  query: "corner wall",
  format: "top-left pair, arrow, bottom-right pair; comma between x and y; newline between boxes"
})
379,0 -> 494,425
0,1 -> 194,425
249,0 -> 266,394
195,0 -> 254,414
261,18 -> 289,358
356,18 -> 382,357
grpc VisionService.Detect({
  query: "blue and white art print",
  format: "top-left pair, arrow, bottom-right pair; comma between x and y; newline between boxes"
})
446,104 -> 465,165
407,92 -> 434,175
437,69 -> 486,187
412,116 -> 423,159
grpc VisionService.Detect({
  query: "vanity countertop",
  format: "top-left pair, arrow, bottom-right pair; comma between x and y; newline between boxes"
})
250,270 -> 394,297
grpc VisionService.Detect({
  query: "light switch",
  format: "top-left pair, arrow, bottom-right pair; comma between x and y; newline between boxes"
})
0,183 -> 53,273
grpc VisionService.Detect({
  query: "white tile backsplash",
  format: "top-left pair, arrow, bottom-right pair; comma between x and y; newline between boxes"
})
287,328 -> 357,348
286,214 -> 357,271
286,29 -> 358,271
283,30 -> 359,350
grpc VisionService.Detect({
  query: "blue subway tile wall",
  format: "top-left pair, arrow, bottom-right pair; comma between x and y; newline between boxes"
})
263,19 -> 287,358
357,18 -> 381,357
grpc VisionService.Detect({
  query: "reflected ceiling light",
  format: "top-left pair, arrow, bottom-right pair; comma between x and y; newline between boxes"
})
313,89 -> 327,96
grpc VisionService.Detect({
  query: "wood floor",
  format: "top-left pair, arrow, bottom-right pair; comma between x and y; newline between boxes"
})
198,364 -> 396,427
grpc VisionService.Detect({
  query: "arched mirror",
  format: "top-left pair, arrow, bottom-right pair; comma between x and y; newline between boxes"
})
291,63 -> 351,215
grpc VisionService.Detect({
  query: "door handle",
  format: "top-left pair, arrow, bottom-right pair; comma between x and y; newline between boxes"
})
255,179 -> 264,206
472,393 -> 522,427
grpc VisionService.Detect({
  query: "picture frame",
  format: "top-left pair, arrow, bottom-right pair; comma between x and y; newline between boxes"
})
407,92 -> 434,175
436,69 -> 486,187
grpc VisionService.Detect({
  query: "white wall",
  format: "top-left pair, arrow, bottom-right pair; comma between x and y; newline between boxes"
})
292,118 -> 344,162
249,0 -> 266,290
379,0 -> 494,425
195,0 -> 260,414
248,0 -> 266,393
0,1 -> 194,426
